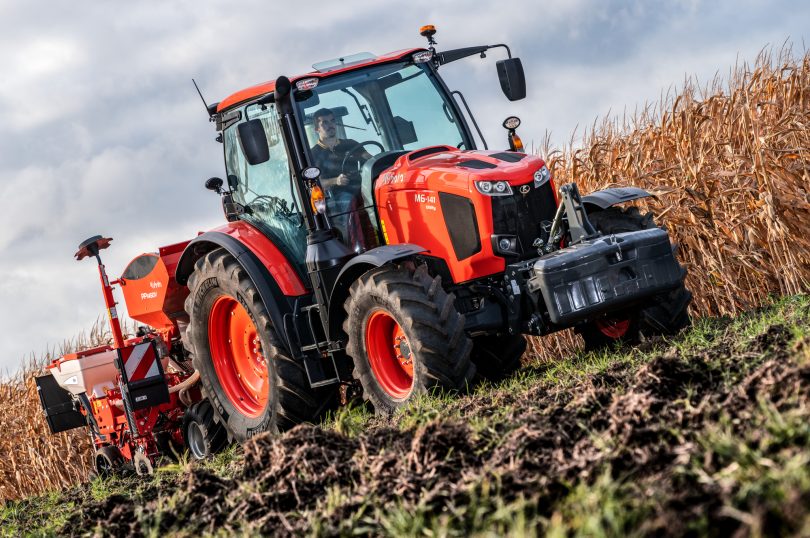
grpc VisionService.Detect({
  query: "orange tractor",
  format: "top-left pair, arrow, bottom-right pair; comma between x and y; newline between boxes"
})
37,26 -> 690,472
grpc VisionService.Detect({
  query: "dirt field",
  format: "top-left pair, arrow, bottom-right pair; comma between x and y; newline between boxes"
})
3,295 -> 807,537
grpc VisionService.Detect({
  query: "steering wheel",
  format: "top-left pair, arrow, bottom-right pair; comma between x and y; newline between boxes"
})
340,140 -> 385,176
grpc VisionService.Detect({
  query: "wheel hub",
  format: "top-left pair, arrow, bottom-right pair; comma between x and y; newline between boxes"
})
395,335 -> 412,367
365,309 -> 414,398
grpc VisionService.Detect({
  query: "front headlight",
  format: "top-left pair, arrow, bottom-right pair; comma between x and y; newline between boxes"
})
475,180 -> 513,196
534,165 -> 551,188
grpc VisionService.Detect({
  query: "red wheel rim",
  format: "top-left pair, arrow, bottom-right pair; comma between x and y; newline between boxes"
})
365,309 -> 414,398
595,316 -> 631,339
208,296 -> 268,418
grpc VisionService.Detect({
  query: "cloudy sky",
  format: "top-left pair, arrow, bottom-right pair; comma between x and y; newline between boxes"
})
0,0 -> 806,373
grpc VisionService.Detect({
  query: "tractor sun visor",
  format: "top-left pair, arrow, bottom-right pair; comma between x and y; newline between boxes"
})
238,119 -> 271,165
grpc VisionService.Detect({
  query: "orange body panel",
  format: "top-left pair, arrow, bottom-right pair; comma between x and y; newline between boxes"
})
376,148 -> 552,284
120,241 -> 190,331
210,220 -> 308,297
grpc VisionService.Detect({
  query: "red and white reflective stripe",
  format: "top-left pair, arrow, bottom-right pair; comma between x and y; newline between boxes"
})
121,342 -> 160,382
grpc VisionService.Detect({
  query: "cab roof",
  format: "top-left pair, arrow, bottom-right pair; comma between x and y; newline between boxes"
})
217,48 -> 424,113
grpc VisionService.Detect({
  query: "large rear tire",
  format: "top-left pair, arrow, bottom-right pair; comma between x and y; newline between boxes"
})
344,264 -> 476,414
579,206 -> 692,350
184,248 -> 321,442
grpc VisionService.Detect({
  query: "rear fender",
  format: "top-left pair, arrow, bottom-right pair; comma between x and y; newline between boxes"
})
582,187 -> 653,212
175,222 -> 308,355
327,244 -> 426,340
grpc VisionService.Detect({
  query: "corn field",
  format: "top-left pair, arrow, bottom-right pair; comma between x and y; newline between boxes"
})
530,46 -> 810,360
0,321 -> 123,502
2,47 -> 810,502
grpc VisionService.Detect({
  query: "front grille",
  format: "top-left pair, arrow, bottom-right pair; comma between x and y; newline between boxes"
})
440,192 -> 482,261
492,181 -> 557,259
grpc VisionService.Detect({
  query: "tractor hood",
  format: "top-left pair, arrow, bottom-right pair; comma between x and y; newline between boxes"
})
374,145 -> 558,284
375,146 -> 548,194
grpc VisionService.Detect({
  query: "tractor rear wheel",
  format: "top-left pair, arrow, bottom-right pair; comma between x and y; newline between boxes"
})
579,206 -> 692,350
471,333 -> 527,382
184,248 -> 321,442
182,399 -> 227,460
344,264 -> 476,414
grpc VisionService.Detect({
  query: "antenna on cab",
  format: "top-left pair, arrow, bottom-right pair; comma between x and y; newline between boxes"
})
192,79 -> 218,120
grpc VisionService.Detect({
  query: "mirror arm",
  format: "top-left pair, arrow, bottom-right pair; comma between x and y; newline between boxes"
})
436,43 -> 512,66
486,43 -> 512,59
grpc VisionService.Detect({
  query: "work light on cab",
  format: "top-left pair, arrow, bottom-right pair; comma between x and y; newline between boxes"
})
302,166 -> 321,180
502,115 -> 524,152
412,50 -> 433,64
295,78 -> 319,91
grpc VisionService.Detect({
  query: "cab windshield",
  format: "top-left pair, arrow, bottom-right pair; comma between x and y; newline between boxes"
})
294,60 -> 470,253
295,61 -> 470,177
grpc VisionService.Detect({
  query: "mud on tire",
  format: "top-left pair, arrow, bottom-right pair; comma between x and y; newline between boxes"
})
184,248 -> 321,442
344,264 -> 476,414
580,206 -> 692,349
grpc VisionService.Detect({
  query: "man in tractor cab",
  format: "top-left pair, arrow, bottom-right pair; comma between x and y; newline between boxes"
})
309,107 -> 378,252
309,107 -> 372,188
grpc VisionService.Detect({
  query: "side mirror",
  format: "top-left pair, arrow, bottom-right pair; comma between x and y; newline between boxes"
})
205,177 -> 224,194
237,119 -> 270,165
496,58 -> 526,101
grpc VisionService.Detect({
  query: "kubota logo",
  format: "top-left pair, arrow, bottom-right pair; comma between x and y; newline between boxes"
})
149,281 -> 162,289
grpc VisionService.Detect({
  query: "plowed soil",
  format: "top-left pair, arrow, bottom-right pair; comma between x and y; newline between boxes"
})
5,296 -> 809,537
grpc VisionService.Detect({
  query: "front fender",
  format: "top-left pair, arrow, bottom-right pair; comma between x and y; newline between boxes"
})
582,187 -> 654,212
326,244 -> 426,340
175,222 -> 308,356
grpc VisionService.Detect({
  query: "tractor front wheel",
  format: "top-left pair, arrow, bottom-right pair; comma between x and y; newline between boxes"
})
344,264 -> 476,414
184,248 -> 321,442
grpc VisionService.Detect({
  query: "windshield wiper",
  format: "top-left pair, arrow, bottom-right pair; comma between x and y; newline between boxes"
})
341,88 -> 381,136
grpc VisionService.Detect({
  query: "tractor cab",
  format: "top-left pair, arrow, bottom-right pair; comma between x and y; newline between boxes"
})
213,33 -> 526,276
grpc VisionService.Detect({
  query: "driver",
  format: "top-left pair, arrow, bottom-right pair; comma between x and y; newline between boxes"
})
309,108 -> 372,190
